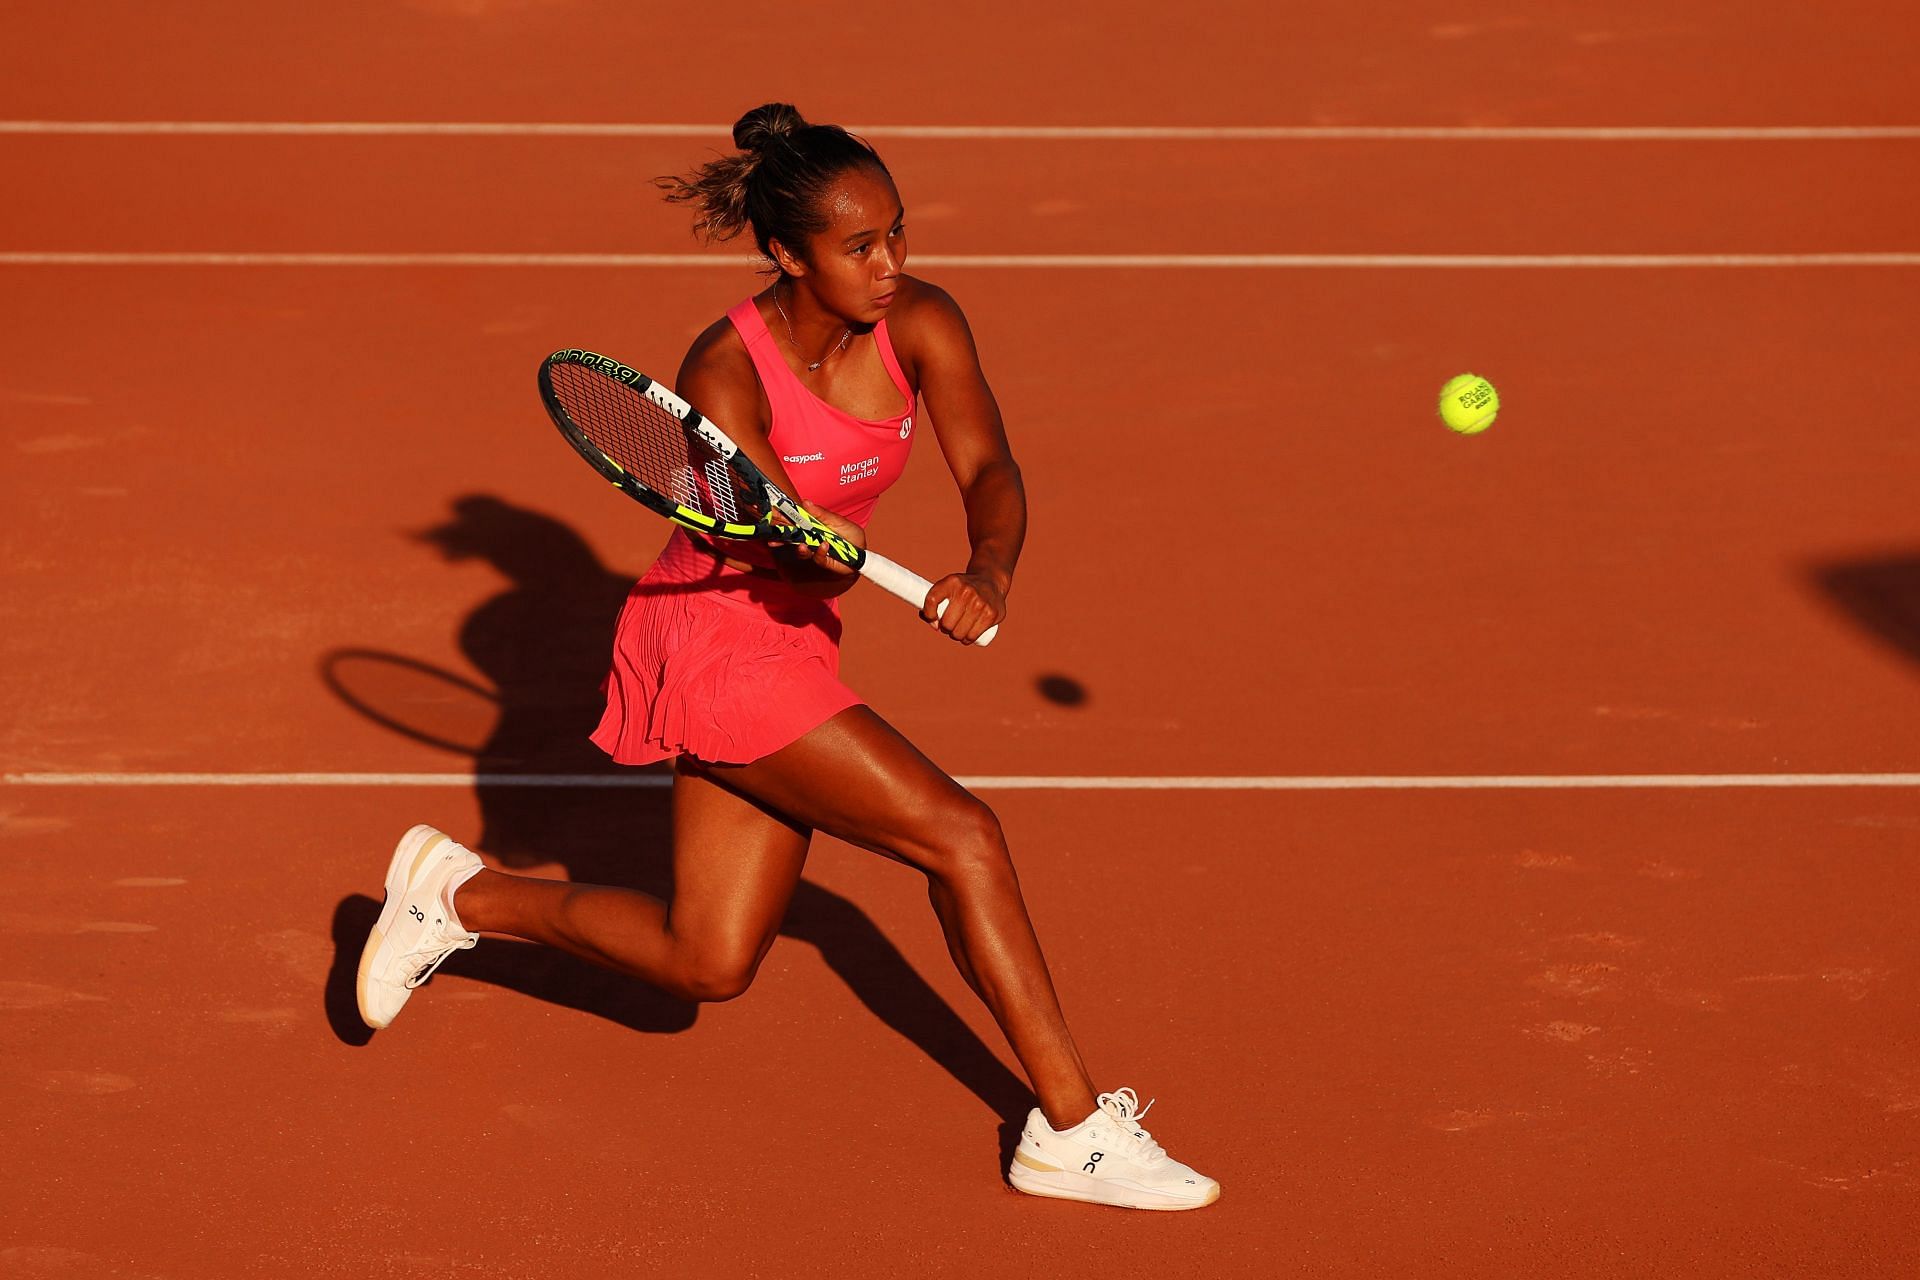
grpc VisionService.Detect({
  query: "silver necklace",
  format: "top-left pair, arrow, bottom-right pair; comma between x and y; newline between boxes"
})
773,280 -> 851,372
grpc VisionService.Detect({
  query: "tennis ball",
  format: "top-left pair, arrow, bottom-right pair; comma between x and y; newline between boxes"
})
1438,373 -> 1499,435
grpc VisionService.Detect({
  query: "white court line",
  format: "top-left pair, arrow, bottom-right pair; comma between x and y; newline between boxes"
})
3,252 -> 1917,269
4,772 -> 1919,790
3,120 -> 1919,141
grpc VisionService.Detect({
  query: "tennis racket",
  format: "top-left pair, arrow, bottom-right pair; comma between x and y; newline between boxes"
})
538,348 -> 998,646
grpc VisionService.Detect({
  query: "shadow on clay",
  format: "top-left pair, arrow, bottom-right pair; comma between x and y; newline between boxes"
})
1034,673 -> 1089,707
1810,552 -> 1920,669
321,494 -> 1032,1151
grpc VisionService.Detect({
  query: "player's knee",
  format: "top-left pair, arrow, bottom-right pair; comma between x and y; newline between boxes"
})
674,945 -> 762,1003
679,961 -> 756,1003
928,796 -> 1013,885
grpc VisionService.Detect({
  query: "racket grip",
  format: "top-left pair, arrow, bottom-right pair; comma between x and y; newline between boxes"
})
859,551 -> 1000,648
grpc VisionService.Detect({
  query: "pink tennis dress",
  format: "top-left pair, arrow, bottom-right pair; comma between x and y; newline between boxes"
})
589,298 -> 918,765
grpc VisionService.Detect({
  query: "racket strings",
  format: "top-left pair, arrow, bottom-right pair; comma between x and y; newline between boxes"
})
548,364 -> 763,525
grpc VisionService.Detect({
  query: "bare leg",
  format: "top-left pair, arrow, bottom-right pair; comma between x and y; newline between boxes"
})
457,707 -> 1096,1127
456,763 -> 810,1002
704,707 -> 1098,1128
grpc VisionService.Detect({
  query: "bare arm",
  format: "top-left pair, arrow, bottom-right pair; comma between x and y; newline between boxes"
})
676,318 -> 865,595
902,281 -> 1026,644
677,318 -> 790,495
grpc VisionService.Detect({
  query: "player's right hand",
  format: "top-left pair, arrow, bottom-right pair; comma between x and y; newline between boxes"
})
777,505 -> 865,596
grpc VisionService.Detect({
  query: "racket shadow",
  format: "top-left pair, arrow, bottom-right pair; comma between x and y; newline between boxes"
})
324,494 -> 1031,1134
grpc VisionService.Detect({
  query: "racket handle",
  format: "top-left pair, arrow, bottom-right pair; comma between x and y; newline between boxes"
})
859,551 -> 1000,648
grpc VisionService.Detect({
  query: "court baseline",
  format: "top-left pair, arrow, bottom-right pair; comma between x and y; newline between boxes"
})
6,771 -> 1918,789
4,120 -> 1919,140
5,252 -> 1918,267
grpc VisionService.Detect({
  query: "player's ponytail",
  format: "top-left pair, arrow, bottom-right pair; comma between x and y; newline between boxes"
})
730,101 -> 807,156
656,103 -> 888,271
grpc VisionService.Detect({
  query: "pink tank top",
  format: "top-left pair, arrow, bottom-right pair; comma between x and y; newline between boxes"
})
645,297 -> 917,597
724,296 -> 917,526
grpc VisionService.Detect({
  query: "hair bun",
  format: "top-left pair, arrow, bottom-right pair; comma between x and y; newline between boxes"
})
733,103 -> 807,155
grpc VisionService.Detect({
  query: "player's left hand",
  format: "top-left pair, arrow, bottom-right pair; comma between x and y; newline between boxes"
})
924,572 -> 1006,645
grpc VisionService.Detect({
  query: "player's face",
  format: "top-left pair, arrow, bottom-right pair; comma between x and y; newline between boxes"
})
797,165 -> 907,324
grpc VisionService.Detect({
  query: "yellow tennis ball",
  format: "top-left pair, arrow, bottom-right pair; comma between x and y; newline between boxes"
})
1438,373 -> 1499,435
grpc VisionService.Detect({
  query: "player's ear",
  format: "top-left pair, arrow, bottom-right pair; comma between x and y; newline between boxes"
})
768,238 -> 807,278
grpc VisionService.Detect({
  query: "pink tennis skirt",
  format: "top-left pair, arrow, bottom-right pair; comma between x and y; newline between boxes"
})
589,532 -> 863,766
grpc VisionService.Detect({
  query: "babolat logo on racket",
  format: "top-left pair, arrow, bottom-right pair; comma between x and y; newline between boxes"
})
591,354 -> 644,386
557,349 -> 646,387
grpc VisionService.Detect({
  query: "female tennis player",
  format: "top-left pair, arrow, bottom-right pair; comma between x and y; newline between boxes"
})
356,103 -> 1217,1211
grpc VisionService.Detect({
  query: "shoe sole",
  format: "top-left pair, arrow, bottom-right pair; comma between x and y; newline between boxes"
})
1008,1159 -> 1221,1211
355,824 -> 454,1030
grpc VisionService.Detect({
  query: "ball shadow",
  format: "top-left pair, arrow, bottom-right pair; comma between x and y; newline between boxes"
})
1035,673 -> 1088,707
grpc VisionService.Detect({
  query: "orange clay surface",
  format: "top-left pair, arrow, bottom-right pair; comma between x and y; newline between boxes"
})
4,4 -> 1919,1278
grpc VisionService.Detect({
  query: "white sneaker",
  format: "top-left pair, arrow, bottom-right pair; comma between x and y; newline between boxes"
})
356,824 -> 483,1029
1008,1088 -> 1220,1210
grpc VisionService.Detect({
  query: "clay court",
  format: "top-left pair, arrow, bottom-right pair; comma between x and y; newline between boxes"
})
4,3 -> 1918,1277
